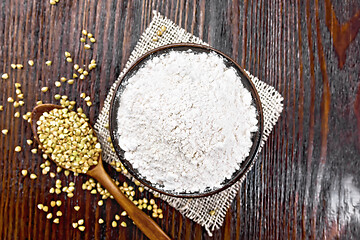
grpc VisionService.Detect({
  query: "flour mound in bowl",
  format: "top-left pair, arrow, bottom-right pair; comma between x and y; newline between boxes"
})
116,50 -> 258,193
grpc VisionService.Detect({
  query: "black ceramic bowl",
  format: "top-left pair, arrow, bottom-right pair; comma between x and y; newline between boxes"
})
109,43 -> 263,198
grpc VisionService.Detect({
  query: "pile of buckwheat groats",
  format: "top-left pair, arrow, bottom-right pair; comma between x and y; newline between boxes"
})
0,28 -> 164,232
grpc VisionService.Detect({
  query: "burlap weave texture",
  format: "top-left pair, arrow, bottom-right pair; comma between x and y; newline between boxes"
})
94,11 -> 283,235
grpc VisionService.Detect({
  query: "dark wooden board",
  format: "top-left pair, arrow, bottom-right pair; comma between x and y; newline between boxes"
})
0,0 -> 360,239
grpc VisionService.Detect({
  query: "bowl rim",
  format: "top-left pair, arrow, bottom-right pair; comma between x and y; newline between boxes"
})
109,43 -> 264,198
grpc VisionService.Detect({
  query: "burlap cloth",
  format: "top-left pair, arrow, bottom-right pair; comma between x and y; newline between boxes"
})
94,11 -> 283,236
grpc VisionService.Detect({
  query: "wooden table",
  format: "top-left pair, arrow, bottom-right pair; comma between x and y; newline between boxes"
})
1,0 -> 359,239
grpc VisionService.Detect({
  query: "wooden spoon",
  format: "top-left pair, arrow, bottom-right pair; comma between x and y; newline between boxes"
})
31,104 -> 171,240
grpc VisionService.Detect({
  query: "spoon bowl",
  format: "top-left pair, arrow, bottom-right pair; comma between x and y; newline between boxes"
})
31,104 -> 171,240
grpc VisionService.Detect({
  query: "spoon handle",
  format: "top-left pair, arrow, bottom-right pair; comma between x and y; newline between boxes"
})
88,162 -> 171,240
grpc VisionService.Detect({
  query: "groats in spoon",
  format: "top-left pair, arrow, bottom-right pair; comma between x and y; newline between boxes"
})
31,104 -> 171,240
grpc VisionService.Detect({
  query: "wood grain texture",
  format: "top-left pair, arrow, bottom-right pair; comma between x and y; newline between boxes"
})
1,0 -> 360,239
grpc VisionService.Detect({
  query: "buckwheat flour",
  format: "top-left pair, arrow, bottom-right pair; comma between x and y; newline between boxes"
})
115,50 -> 258,193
